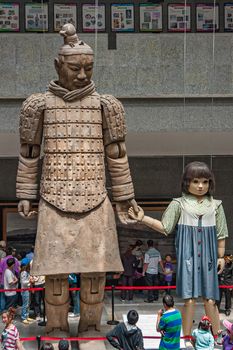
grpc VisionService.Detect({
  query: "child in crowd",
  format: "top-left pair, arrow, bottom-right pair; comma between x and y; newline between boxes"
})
163,254 -> 174,295
20,258 -> 34,324
217,255 -> 233,316
128,161 -> 228,337
191,315 -> 214,350
58,340 -> 69,350
221,319 -> 233,350
106,309 -> 144,350
1,307 -> 24,350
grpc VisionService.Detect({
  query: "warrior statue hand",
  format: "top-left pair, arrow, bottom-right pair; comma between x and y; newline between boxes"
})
128,205 -> 144,222
116,199 -> 139,225
18,200 -> 37,219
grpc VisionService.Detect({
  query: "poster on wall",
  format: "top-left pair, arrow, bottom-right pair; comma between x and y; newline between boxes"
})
139,4 -> 162,32
0,3 -> 19,32
224,3 -> 233,31
111,4 -> 134,32
168,4 -> 191,32
82,4 -> 105,32
25,3 -> 48,32
196,4 -> 219,32
54,4 -> 77,32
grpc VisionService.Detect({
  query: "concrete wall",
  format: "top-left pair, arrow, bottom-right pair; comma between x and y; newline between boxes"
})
0,32 -> 233,156
0,32 -> 232,252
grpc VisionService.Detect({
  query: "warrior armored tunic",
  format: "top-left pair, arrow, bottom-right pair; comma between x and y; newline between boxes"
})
161,194 -> 228,300
16,82 -> 134,275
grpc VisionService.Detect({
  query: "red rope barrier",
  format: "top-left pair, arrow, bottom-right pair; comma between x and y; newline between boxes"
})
19,335 -> 193,342
1,284 -> 232,292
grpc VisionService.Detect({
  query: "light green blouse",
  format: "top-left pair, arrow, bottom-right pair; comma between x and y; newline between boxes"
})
161,194 -> 228,240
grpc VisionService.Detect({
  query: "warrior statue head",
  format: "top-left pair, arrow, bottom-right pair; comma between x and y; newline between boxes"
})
54,24 -> 94,91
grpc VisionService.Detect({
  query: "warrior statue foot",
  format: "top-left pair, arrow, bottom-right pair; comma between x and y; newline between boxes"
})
45,274 -> 70,334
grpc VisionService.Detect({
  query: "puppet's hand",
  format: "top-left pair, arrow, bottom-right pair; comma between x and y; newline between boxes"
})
128,205 -> 144,222
217,258 -> 225,274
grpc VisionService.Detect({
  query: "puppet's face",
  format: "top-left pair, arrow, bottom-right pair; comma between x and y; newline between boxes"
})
55,54 -> 93,91
188,178 -> 209,198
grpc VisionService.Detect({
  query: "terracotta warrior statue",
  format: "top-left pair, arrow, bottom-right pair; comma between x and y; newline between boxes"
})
16,23 -> 137,334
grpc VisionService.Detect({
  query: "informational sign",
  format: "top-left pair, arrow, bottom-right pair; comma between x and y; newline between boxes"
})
224,3 -> 233,31
139,3 -> 162,32
196,4 -> 219,32
168,4 -> 191,32
54,4 -> 77,32
82,4 -> 105,32
25,3 -> 48,32
111,4 -> 134,32
0,3 -> 19,32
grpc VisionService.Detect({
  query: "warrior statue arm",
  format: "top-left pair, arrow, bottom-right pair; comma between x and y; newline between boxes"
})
16,93 -> 45,218
105,141 -> 138,224
101,94 -> 138,224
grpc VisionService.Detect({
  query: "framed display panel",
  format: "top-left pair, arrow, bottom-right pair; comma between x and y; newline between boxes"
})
111,3 -> 134,32
54,3 -> 77,32
25,3 -> 48,32
0,3 -> 19,32
224,3 -> 233,31
196,3 -> 219,32
168,4 -> 191,32
139,3 -> 162,32
2,207 -> 38,252
82,4 -> 105,32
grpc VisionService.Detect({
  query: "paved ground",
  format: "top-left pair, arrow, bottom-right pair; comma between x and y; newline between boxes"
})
0,290 -> 230,349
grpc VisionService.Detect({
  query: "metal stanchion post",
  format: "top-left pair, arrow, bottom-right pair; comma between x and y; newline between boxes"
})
107,285 -> 119,325
36,335 -> 41,350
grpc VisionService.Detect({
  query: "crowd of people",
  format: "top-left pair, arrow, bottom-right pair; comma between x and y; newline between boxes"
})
120,239 -> 175,302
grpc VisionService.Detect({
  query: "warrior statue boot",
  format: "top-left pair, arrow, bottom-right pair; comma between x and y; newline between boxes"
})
78,272 -> 106,333
45,275 -> 70,334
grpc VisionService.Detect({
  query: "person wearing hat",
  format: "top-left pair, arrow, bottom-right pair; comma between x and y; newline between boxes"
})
191,315 -> 214,350
222,319 -> 233,349
15,23 -> 137,334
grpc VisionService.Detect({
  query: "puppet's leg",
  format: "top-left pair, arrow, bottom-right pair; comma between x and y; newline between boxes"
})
204,298 -> 220,335
78,272 -> 106,333
182,298 -> 196,336
44,274 -> 69,334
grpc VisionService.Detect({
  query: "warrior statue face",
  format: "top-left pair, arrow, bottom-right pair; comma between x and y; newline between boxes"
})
55,54 -> 94,91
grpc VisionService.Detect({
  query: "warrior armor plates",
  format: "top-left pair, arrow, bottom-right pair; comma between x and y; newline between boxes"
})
40,91 -> 107,213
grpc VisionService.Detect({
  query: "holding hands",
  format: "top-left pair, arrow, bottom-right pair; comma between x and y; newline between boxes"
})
128,205 -> 145,222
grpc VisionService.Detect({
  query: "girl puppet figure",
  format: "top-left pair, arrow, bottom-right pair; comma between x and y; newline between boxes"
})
1,307 -> 24,350
128,162 -> 228,336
